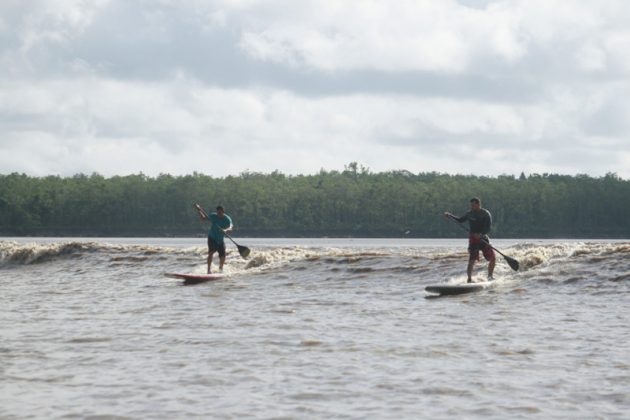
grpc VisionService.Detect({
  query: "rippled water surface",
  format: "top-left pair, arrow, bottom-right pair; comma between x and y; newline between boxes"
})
1,238 -> 629,419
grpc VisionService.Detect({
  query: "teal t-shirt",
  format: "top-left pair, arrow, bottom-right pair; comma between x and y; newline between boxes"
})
208,212 -> 232,244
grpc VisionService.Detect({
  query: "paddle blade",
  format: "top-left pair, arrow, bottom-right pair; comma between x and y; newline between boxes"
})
237,244 -> 251,259
504,255 -> 519,271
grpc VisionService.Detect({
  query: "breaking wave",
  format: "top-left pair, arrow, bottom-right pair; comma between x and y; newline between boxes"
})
0,241 -> 197,266
1,240 -> 628,286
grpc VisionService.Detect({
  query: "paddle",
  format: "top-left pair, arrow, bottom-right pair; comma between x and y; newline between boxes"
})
445,213 -> 519,271
223,230 -> 251,259
193,203 -> 251,259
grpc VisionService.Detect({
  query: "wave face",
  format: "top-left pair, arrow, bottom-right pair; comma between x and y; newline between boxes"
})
2,239 -> 628,284
0,241 -> 196,265
1,238 -> 628,419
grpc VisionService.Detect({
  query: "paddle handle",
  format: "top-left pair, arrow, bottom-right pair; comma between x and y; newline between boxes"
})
194,203 -> 208,219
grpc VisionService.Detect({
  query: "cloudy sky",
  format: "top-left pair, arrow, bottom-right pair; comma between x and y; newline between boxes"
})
1,0 -> 629,178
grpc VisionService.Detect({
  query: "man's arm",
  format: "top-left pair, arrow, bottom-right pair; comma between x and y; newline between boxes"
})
194,203 -> 209,221
481,210 -> 492,235
224,216 -> 233,233
444,211 -> 467,223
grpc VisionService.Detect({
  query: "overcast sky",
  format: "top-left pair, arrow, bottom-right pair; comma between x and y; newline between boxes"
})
1,0 -> 629,178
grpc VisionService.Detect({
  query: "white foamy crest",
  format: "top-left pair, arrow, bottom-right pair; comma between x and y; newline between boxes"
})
0,241 -> 98,265
225,246 -> 320,274
0,240 -> 203,266
508,242 -> 584,270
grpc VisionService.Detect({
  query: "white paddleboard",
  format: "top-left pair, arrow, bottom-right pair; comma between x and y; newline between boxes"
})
425,280 -> 495,296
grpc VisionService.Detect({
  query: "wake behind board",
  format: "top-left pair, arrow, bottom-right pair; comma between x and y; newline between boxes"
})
425,280 -> 494,296
165,273 -> 224,285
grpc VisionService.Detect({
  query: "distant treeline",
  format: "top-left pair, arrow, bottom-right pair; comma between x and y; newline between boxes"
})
1,164 -> 629,238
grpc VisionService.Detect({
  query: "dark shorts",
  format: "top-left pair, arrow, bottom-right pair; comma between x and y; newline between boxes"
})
208,237 -> 226,258
468,236 -> 495,262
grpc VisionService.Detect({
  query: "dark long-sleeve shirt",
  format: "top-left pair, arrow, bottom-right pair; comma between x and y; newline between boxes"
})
453,208 -> 492,235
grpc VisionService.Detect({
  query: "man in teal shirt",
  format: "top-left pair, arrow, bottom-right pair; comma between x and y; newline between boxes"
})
196,205 -> 233,273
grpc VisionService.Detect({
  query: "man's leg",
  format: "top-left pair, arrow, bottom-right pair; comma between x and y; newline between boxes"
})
488,257 -> 496,279
218,243 -> 226,272
207,252 -> 214,274
467,244 -> 480,282
467,259 -> 475,282
482,244 -> 496,280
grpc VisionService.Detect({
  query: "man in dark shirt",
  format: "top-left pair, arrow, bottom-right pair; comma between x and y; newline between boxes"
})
444,197 -> 496,282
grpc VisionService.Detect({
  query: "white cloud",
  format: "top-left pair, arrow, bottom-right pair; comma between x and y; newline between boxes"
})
576,43 -> 607,72
238,0 -> 510,73
235,0 -> 630,80
0,0 -> 630,179
1,73 -> 629,178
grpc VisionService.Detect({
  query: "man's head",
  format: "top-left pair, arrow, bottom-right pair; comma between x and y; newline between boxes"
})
216,206 -> 225,217
470,197 -> 481,210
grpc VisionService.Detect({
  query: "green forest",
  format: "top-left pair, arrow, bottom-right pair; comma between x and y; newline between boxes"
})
1,164 -> 629,238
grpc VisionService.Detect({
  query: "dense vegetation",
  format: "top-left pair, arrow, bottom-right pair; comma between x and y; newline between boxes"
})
1,164 -> 629,238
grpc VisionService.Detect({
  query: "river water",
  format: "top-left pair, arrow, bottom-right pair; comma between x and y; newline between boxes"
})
1,237 -> 628,419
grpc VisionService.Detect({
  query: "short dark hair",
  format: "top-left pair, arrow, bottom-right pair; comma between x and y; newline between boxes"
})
216,205 -> 224,212
470,197 -> 480,204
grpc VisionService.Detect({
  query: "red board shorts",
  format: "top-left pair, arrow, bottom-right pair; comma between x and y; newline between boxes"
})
208,237 -> 226,258
468,235 -> 495,262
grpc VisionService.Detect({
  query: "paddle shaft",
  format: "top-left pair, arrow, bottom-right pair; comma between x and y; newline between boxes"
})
222,229 -> 241,247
